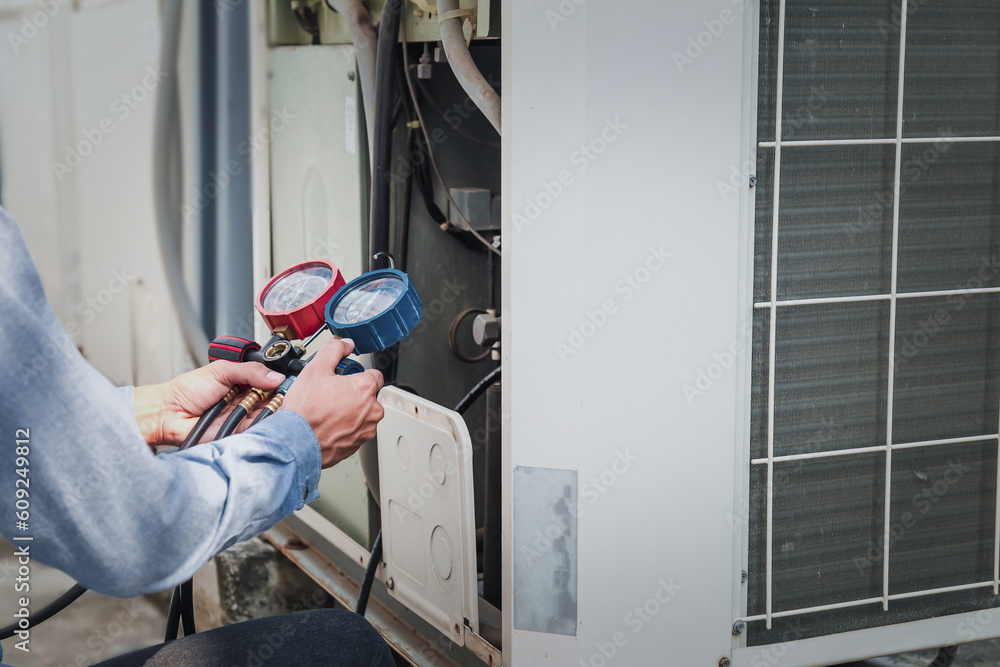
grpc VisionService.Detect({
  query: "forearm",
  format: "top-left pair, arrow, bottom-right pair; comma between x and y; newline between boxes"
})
0,206 -> 322,597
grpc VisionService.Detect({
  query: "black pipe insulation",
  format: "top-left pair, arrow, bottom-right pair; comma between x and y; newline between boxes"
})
482,382 -> 502,608
369,0 -> 404,272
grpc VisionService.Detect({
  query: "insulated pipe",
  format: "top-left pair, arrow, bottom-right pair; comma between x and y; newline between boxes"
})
153,0 -> 211,363
369,0 -> 404,271
437,0 -> 500,135
326,0 -> 378,155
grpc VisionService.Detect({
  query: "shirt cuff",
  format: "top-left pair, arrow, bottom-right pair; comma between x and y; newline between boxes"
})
118,385 -> 135,416
249,409 -> 322,505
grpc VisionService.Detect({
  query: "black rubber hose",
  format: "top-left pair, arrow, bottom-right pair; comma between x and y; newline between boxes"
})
454,366 -> 501,414
0,584 -> 87,640
249,407 -> 274,427
356,530 -> 383,617
164,586 -> 182,641
212,406 -> 249,441
178,397 -> 227,451
180,579 -> 196,636
369,0 -> 404,272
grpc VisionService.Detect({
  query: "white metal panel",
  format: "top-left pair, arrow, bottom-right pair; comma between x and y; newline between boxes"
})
377,386 -> 480,646
502,0 -> 750,664
267,44 -> 372,545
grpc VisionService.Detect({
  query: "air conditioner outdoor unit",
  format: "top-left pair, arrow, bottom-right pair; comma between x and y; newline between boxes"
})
252,0 -> 1000,664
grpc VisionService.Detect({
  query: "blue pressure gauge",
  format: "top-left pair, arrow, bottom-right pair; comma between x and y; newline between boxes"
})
324,269 -> 422,354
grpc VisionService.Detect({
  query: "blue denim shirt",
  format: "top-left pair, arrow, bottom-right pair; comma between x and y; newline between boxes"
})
0,206 -> 321,608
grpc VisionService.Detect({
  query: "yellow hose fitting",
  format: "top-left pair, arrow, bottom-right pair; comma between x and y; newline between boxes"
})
265,393 -> 285,414
223,386 -> 242,406
238,387 -> 270,413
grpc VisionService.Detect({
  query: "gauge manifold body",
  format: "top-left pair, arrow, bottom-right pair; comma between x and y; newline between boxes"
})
255,259 -> 346,339
325,269 -> 422,354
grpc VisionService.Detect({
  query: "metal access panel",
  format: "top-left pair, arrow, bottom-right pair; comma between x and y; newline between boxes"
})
377,386 -> 480,646
267,44 -> 371,546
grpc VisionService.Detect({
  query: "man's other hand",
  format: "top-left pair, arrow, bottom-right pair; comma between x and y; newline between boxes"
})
135,361 -> 286,446
281,338 -> 384,468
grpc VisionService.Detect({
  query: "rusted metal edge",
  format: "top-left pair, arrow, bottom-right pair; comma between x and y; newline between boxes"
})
465,625 -> 502,666
263,522 -> 463,667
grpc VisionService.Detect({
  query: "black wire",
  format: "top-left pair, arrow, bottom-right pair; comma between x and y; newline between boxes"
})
413,73 -> 500,151
178,397 -> 226,451
454,366 -> 501,414
356,530 -> 382,617
0,584 -> 87,640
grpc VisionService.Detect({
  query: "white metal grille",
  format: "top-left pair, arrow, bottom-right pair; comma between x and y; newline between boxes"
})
746,0 -> 1000,635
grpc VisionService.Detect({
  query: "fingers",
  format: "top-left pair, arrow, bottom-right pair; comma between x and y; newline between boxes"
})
310,338 -> 356,372
356,369 -> 384,394
208,360 -> 285,390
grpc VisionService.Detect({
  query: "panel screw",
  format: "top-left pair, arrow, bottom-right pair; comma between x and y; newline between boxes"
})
386,577 -> 394,590
733,620 -> 746,635
741,570 -> 748,583
347,70 -> 355,81
719,659 -> 731,667
749,175 -> 757,188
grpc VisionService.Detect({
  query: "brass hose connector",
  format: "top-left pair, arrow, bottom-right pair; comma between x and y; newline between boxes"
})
222,385 -> 242,406
263,392 -> 285,414
237,387 -> 271,413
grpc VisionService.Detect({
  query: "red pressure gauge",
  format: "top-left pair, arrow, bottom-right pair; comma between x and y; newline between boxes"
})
255,259 -> 346,339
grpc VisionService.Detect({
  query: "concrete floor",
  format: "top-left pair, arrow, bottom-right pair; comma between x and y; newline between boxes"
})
0,540 -> 165,667
2,537 -> 1000,666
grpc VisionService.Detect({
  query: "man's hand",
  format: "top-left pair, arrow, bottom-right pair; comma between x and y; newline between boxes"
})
135,362 -> 286,446
281,338 -> 384,468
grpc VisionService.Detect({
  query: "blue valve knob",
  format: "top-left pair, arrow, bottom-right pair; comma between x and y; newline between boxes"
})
324,269 -> 422,355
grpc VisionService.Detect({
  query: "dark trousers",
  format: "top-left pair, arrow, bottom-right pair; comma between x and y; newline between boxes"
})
95,609 -> 395,666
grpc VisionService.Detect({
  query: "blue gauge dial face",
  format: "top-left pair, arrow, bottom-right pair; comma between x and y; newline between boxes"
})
262,265 -> 334,313
331,275 -> 405,325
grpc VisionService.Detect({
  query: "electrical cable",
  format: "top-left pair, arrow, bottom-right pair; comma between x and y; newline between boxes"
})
153,0 -> 211,365
0,584 -> 87,641
448,308 -> 490,363
454,365 -> 501,414
355,530 -> 382,616
401,24 -> 501,257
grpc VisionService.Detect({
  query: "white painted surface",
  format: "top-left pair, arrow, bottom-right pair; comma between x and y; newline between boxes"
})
502,0 -> 749,664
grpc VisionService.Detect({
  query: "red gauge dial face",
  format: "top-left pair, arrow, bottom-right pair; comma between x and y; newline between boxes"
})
255,260 -> 346,339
